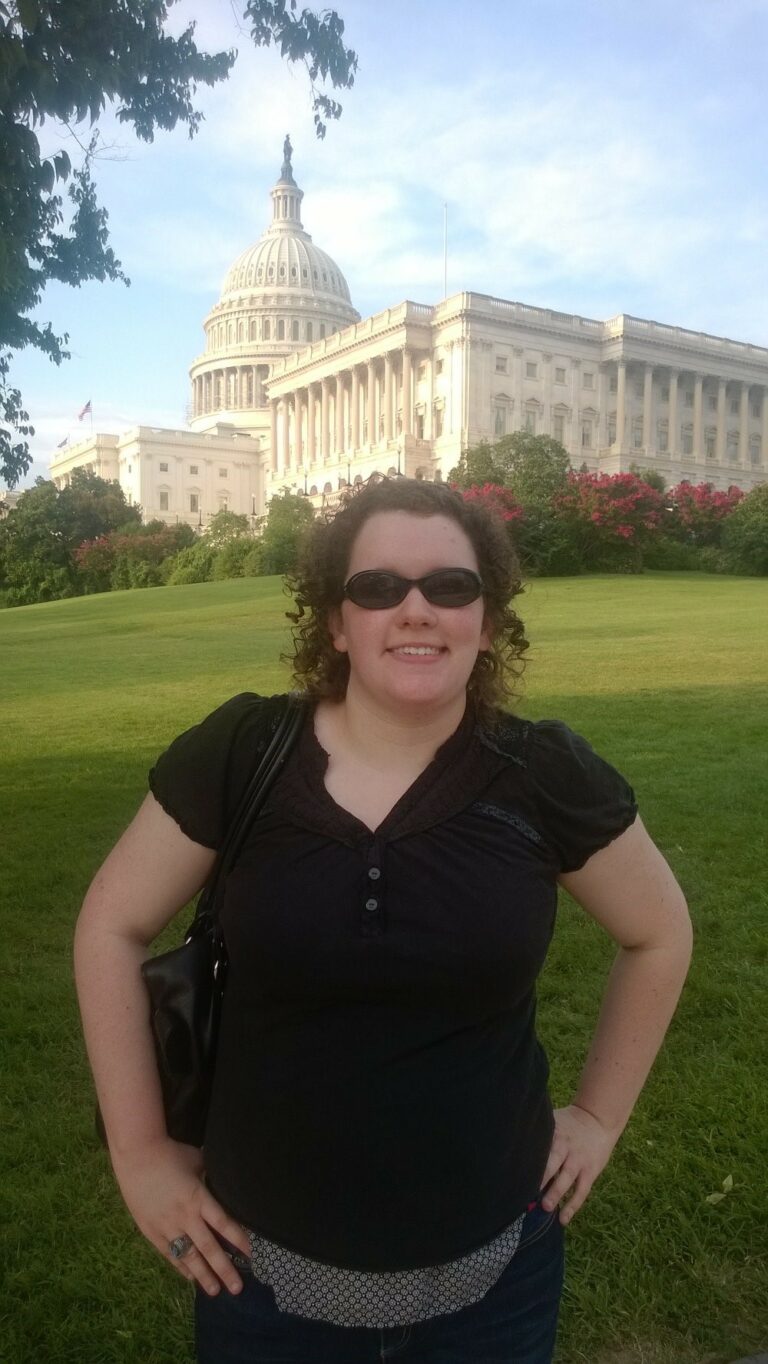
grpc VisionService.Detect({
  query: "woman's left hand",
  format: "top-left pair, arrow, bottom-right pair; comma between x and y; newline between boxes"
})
540,1104 -> 621,1225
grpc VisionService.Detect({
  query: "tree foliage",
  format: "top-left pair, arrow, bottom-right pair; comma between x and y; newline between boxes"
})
0,0 -> 357,486
720,483 -> 768,575
0,468 -> 139,602
259,489 -> 315,575
449,433 -> 572,505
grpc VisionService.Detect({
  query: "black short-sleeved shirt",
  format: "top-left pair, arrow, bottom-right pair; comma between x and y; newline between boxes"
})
149,693 -> 637,1271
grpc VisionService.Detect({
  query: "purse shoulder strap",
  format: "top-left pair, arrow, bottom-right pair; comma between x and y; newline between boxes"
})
195,693 -> 307,923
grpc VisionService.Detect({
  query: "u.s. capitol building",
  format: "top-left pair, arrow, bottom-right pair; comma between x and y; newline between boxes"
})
50,141 -> 767,524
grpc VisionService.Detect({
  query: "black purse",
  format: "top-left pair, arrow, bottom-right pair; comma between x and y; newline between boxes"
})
96,694 -> 306,1148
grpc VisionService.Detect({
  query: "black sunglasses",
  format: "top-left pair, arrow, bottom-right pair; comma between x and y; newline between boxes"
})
343,569 -> 484,610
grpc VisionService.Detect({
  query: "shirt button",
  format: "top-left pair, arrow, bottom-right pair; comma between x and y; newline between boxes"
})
364,898 -> 379,912
368,867 -> 381,880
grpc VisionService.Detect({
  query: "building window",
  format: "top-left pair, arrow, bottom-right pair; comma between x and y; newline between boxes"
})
750,435 -> 761,464
705,429 -> 716,458
306,323 -> 313,342
277,320 -> 285,340
583,372 -> 594,390
610,376 -> 618,394
417,362 -> 426,380
632,418 -> 643,449
661,385 -> 669,401
730,399 -> 739,415
581,419 -> 593,448
681,426 -> 693,455
159,461 -> 169,472
435,359 -> 444,375
751,402 -> 761,419
553,413 -> 565,443
433,404 -> 443,438
555,367 -> 566,384
657,420 -> 668,453
263,320 -> 270,340
494,406 -> 506,437
219,468 -> 228,478
291,320 -> 299,341
127,463 -> 132,473
634,382 -> 643,399
495,356 -> 508,374
708,395 -> 717,411
320,324 -> 326,339
159,491 -> 169,511
525,361 -> 537,379
524,407 -> 537,434
608,414 -> 617,444
190,494 -> 199,514
727,431 -> 739,460
190,464 -> 198,475
684,391 -> 694,408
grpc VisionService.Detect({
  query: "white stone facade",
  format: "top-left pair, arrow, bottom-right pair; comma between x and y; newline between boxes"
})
50,148 -> 766,520
50,425 -> 261,528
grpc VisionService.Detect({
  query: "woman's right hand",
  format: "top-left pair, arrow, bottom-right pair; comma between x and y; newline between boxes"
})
111,1136 -> 252,1296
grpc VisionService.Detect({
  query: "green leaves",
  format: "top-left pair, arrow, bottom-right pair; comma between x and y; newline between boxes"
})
0,0 -> 357,485
705,1173 -> 734,1206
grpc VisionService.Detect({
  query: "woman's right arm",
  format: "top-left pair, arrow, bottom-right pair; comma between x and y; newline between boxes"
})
74,792 -> 251,1295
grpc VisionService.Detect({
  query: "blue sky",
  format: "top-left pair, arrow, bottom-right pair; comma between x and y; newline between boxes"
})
10,0 -> 768,485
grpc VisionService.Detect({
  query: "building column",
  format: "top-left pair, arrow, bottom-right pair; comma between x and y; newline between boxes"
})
281,398 -> 290,475
367,360 -> 375,446
739,384 -> 750,466
512,347 -> 523,433
307,383 -> 316,464
351,367 -> 360,450
402,349 -> 413,437
716,378 -> 727,464
321,379 -> 330,463
335,374 -> 345,453
270,399 -> 279,473
761,386 -> 768,467
643,364 -> 655,455
615,359 -> 626,454
298,392 -> 307,470
668,369 -> 678,458
569,359 -> 581,449
425,353 -> 434,440
693,373 -> 703,465
383,353 -> 393,442
542,352 -> 553,436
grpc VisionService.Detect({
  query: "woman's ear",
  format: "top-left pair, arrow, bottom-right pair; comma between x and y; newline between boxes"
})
479,614 -> 492,654
328,606 -> 348,654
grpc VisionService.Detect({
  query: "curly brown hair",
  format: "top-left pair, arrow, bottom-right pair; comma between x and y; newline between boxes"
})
284,478 -> 528,720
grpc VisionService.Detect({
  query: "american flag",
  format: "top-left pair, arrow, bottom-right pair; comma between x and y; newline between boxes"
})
78,400 -> 92,421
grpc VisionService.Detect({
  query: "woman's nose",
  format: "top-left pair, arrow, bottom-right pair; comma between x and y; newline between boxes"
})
395,586 -> 438,622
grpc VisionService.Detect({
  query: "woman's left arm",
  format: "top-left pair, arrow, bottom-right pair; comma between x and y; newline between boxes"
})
541,814 -> 693,1225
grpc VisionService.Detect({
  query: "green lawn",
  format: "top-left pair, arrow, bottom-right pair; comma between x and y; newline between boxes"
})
1,572 -> 766,1364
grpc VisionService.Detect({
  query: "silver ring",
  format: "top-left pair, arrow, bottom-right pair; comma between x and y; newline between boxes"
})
168,1234 -> 194,1260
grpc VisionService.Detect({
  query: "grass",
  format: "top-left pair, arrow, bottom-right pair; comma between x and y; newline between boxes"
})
1,571 -> 767,1364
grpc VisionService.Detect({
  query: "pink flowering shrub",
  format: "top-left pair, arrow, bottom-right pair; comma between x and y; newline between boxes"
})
552,472 -> 665,572
665,481 -> 744,547
459,482 -> 524,523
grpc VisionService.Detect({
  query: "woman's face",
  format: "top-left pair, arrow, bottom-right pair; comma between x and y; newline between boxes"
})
330,511 -> 490,716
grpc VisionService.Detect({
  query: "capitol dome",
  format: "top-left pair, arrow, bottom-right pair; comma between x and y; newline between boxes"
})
188,141 -> 359,433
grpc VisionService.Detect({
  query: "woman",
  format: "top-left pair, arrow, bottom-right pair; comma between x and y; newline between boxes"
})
75,478 -> 692,1363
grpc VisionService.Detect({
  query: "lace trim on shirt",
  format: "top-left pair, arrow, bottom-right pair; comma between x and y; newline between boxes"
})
237,1213 -> 526,1329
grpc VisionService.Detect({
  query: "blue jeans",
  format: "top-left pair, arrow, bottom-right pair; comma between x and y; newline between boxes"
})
195,1204 -> 565,1363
